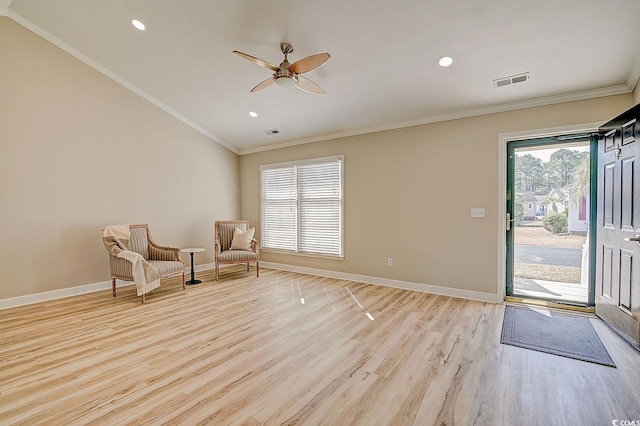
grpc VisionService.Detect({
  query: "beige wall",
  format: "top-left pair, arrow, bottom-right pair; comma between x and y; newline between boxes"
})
0,17 -> 239,299
2,14 -> 636,302
240,95 -> 633,296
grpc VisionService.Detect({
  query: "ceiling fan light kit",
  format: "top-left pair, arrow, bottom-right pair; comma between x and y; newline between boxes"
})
234,42 -> 330,95
274,70 -> 298,87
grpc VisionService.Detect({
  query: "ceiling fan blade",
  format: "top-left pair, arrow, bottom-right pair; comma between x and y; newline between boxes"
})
295,75 -> 326,95
250,77 -> 275,93
233,50 -> 279,72
288,53 -> 331,74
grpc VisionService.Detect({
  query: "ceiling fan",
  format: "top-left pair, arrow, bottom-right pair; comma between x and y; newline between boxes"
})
233,43 -> 331,95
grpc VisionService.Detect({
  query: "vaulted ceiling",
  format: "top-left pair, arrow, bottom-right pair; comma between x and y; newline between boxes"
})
4,0 -> 640,154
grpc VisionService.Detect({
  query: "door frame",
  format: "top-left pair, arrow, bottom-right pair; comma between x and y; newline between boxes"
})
505,136 -> 597,304
497,122 -> 603,302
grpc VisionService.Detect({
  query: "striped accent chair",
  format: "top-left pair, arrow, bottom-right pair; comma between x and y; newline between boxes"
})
214,220 -> 259,281
109,224 -> 185,303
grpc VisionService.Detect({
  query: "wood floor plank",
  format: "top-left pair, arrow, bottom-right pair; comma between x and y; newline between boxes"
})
1,267 -> 639,425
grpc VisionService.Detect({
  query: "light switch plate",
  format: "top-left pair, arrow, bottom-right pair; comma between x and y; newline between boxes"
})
471,208 -> 486,218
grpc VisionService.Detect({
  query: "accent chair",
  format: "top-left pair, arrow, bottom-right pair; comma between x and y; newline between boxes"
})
214,220 -> 260,281
105,224 -> 185,303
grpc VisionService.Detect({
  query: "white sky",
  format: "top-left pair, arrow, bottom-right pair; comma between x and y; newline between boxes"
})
516,142 -> 589,162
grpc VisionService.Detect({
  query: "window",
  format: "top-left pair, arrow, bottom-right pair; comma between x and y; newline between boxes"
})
260,156 -> 343,257
578,196 -> 587,221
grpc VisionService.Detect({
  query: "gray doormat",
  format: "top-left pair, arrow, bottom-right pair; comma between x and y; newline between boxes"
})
501,305 -> 615,367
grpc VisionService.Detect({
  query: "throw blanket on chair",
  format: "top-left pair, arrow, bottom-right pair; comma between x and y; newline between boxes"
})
102,225 -> 160,296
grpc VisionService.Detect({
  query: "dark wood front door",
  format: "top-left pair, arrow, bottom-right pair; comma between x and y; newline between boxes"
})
596,103 -> 640,348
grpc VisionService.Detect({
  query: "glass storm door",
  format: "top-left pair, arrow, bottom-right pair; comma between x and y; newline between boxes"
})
506,136 -> 596,306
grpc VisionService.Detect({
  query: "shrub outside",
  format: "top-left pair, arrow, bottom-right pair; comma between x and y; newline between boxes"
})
542,212 -> 568,234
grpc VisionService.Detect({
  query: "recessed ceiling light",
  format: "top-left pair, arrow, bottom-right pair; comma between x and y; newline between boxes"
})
438,56 -> 453,67
131,19 -> 146,31
249,111 -> 258,118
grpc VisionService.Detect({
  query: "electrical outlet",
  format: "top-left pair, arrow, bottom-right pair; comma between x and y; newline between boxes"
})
387,258 -> 393,267
471,208 -> 486,218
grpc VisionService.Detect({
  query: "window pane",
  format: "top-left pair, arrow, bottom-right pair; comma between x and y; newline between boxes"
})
297,160 -> 342,256
260,156 -> 342,257
261,167 -> 297,251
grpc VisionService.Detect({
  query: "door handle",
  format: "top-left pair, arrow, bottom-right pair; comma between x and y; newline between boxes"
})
624,229 -> 640,245
506,212 -> 515,231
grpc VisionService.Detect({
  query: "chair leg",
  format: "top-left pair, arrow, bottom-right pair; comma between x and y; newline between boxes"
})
215,262 -> 219,282
141,294 -> 145,304
256,262 -> 260,278
246,263 -> 249,272
112,278 -> 117,297
182,272 -> 186,290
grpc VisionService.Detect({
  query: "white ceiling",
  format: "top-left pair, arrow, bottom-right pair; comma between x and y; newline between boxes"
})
5,0 -> 640,154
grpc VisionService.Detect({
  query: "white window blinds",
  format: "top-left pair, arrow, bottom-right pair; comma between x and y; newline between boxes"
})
260,166 -> 297,252
260,156 -> 343,257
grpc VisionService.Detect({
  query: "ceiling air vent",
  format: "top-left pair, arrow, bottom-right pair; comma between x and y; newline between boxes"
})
493,72 -> 530,88
263,129 -> 280,136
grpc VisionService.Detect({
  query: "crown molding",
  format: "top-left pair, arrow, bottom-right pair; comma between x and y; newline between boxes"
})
627,52 -> 640,92
7,9 -> 634,157
7,11 -> 239,155
239,84 -> 632,155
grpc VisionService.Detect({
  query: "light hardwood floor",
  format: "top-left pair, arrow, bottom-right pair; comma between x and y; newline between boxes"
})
1,267 -> 639,425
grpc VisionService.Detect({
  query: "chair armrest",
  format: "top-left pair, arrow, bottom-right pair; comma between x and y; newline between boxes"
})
109,254 -> 133,278
149,244 -> 182,263
251,238 -> 259,255
214,240 -> 221,257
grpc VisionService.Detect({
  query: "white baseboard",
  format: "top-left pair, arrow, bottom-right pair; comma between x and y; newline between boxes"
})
0,263 -> 224,310
0,262 -> 498,310
261,262 -> 500,303
0,279 -> 123,310
194,262 -> 215,272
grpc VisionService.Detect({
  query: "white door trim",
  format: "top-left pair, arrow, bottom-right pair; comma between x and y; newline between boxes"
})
496,121 -> 604,302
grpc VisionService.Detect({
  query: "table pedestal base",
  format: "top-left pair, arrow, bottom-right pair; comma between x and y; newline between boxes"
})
182,250 -> 204,286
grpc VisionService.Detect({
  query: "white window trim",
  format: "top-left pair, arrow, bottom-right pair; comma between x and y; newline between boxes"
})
260,155 -> 344,259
